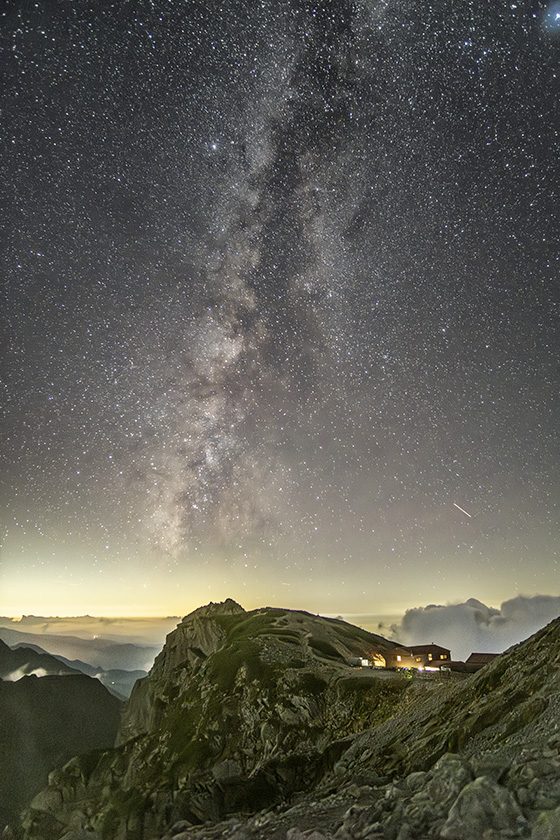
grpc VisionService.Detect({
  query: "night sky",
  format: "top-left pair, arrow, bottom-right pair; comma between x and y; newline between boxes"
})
2,0 -> 559,618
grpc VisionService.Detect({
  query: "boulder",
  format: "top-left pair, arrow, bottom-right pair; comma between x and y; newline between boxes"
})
440,775 -> 528,839
417,753 -> 473,813
531,806 -> 560,840
386,753 -> 473,837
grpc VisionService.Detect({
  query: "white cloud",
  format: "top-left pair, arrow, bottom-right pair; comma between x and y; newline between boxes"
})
390,595 -> 560,661
4,666 -> 49,681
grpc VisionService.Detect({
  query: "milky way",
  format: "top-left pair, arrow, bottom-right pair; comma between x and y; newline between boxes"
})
2,1 -> 559,614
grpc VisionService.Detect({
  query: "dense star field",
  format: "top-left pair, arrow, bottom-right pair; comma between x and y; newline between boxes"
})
2,0 -> 559,615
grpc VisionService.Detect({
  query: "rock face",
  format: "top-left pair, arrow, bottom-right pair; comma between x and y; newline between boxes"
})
0,673 -> 122,832
14,605 -> 560,840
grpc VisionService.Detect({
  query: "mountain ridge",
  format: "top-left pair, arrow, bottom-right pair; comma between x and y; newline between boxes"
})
11,602 -> 560,840
0,639 -> 82,680
0,627 -> 159,671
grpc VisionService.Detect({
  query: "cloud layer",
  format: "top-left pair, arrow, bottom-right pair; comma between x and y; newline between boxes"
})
390,595 -> 560,661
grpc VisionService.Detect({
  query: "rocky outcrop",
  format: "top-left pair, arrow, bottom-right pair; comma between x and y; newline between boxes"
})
14,607 -> 560,840
94,733 -> 555,839
117,599 -> 243,742
34,734 -> 556,839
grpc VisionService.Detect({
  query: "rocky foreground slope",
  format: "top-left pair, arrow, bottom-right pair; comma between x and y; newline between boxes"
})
14,600 -> 560,840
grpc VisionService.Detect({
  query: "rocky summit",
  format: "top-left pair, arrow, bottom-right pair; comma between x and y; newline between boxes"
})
12,601 -> 560,840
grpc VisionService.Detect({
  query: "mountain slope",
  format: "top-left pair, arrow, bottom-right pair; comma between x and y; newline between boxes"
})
15,604 -> 560,840
18,600 -> 406,837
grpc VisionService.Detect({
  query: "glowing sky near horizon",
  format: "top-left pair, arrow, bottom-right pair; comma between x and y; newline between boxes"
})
1,0 -> 559,618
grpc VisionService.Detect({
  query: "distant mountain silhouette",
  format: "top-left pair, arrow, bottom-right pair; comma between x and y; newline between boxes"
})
0,638 -> 81,679
2,639 -> 147,699
0,626 -> 159,671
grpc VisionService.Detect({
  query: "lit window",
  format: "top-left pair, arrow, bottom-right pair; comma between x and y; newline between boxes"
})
396,655 -> 401,662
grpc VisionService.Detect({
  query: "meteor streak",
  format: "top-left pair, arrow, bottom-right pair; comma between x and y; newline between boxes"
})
453,503 -> 472,518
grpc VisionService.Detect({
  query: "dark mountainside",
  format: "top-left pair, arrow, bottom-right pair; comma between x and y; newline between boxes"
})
49,659 -> 148,701
0,674 -> 122,831
11,600 -> 560,840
